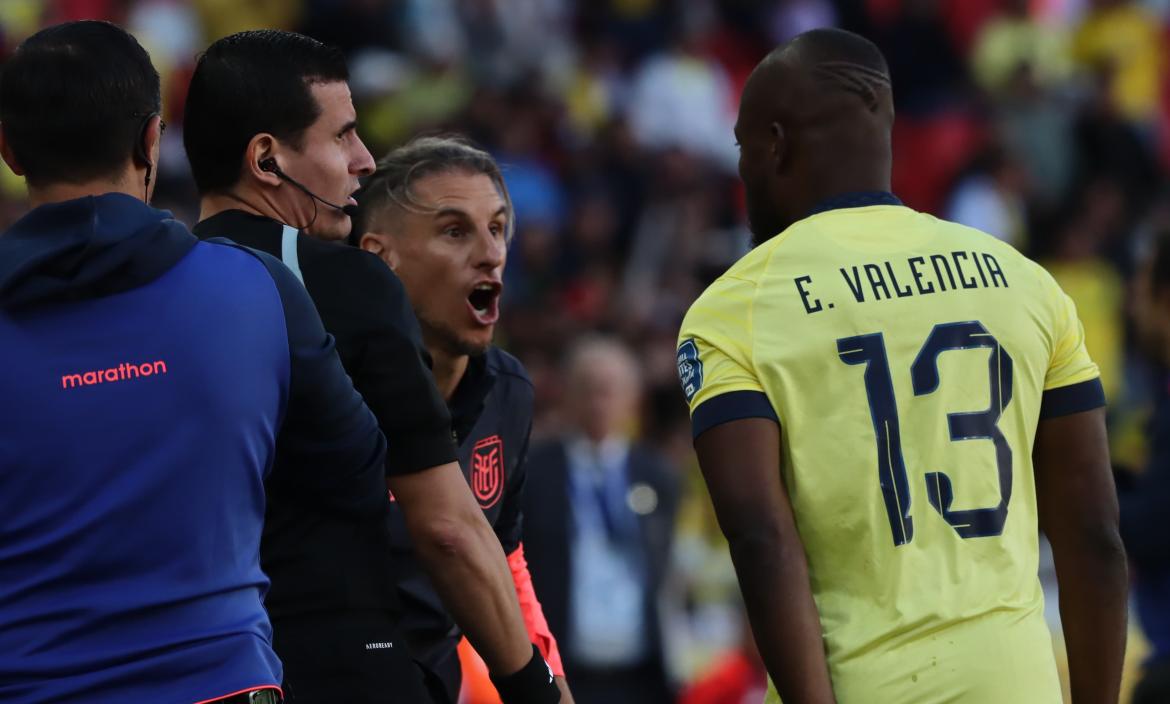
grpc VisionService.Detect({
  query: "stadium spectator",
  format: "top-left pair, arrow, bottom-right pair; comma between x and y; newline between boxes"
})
970,0 -> 1072,98
184,30 -> 559,704
1072,0 -> 1164,126
1123,232 -> 1170,704
522,337 -> 680,704
0,20 -> 386,704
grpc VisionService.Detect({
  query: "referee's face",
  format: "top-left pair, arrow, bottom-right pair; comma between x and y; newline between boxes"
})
365,171 -> 509,358
290,81 -> 375,240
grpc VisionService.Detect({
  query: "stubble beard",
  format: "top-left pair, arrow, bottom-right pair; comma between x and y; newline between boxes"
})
418,311 -> 492,360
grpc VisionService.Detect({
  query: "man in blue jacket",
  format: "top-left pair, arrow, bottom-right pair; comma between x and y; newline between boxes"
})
0,21 -> 387,704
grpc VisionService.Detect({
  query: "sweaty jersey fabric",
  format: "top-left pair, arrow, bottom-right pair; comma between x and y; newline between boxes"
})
678,196 -> 1104,704
0,194 -> 388,703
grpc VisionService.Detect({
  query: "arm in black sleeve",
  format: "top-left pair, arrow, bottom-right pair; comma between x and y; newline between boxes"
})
350,254 -> 458,475
259,250 -> 388,516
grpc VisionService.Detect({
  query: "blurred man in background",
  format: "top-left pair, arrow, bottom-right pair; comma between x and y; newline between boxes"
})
184,30 -> 558,704
523,337 -> 680,704
1124,233 -> 1170,704
680,27 -> 1126,703
0,21 -> 389,704
354,135 -> 572,704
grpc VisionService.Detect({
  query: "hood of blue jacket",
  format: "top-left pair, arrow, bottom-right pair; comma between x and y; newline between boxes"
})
0,192 -> 195,310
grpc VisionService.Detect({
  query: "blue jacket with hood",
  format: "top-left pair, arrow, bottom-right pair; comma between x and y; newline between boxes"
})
0,193 -> 387,703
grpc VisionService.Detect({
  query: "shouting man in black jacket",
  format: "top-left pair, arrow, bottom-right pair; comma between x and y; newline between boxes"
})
352,136 -> 573,704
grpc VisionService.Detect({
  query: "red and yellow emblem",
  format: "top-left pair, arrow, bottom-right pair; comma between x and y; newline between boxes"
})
471,435 -> 505,509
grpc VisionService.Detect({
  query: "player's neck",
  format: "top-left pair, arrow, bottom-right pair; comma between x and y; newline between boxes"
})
199,188 -> 294,228
28,173 -> 143,209
800,152 -> 892,213
429,345 -> 469,402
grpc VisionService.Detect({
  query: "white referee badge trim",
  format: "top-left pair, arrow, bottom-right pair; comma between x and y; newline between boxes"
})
280,224 -> 304,284
677,338 -> 703,402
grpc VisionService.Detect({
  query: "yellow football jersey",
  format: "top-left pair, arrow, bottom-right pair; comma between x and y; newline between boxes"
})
678,196 -> 1105,704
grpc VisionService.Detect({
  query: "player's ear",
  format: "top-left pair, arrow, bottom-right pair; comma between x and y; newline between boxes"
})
0,124 -> 25,176
360,232 -> 400,271
245,133 -> 282,188
769,121 -> 786,175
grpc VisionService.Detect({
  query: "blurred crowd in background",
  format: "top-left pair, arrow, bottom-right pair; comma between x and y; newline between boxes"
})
3,0 -> 1169,702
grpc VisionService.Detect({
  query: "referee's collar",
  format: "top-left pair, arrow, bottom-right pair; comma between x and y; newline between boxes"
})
807,191 -> 902,217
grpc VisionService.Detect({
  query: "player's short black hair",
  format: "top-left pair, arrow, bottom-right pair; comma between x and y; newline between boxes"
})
351,135 -> 514,244
0,20 -> 161,188
183,30 -> 349,195
785,27 -> 889,75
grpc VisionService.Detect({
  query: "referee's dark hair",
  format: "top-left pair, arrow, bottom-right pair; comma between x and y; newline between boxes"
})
184,30 -> 348,195
0,20 -> 160,187
351,135 -> 515,244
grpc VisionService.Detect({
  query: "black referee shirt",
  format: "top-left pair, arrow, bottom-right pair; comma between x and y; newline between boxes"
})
194,210 -> 459,620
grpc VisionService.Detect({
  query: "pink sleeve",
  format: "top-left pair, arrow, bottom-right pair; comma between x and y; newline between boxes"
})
507,543 -> 565,677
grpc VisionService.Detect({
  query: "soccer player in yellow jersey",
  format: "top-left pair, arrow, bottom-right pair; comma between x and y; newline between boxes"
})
678,28 -> 1128,704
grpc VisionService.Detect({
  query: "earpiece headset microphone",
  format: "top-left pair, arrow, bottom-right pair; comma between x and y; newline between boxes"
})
259,157 -> 359,217
134,112 -> 159,200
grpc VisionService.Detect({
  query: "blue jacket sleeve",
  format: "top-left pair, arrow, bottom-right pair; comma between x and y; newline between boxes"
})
259,250 -> 388,516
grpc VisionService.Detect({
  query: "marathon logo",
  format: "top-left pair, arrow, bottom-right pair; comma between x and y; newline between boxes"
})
61,361 -> 168,389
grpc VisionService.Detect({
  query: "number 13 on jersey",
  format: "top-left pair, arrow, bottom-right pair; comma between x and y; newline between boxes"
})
837,321 -> 1014,546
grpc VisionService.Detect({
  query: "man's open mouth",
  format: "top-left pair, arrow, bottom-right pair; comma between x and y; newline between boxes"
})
467,282 -> 502,324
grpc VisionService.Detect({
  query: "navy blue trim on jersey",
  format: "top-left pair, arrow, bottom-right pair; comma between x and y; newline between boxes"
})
691,390 -> 779,439
1039,377 -> 1106,419
807,191 -> 902,217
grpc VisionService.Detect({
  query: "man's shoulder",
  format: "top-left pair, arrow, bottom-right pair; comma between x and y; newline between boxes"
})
484,347 -> 534,391
196,237 -> 291,290
297,238 -> 417,330
299,235 -> 398,283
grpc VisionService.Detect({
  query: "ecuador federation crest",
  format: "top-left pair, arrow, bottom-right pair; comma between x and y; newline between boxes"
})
471,435 -> 505,509
677,338 -> 703,402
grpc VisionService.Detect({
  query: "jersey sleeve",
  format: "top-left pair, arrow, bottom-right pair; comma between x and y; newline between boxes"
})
1038,269 -> 1106,419
677,274 -> 777,439
256,249 -> 389,516
350,254 -> 459,475
506,544 -> 565,676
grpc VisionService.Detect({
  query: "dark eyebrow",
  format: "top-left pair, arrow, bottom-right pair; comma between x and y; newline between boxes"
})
434,205 -> 509,220
338,119 -> 358,136
434,207 -> 472,220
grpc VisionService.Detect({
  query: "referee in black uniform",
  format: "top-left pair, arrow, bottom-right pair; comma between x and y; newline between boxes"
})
183,31 -> 557,704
